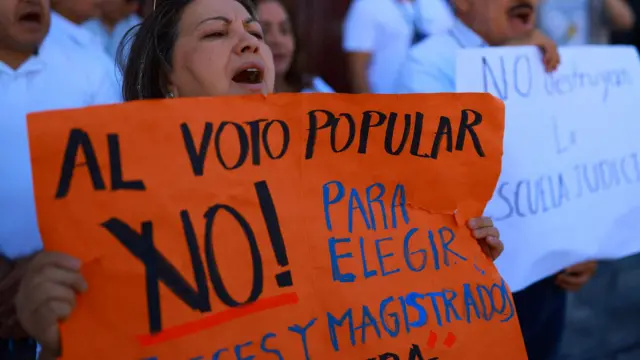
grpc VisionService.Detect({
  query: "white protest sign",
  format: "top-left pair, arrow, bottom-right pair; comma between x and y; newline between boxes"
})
456,46 -> 640,292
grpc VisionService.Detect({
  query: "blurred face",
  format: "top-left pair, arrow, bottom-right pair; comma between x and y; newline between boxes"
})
456,0 -> 536,45
169,0 -> 275,97
257,0 -> 294,77
52,0 -> 101,24
99,0 -> 138,24
0,0 -> 50,53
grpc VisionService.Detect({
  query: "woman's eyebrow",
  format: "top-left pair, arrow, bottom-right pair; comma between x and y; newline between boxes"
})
196,16 -> 231,29
196,16 -> 257,29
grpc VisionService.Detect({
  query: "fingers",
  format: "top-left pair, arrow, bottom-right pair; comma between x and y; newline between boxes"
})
556,261 -> 598,291
545,54 -> 560,72
536,39 -> 560,73
565,261 -> 597,274
542,46 -> 560,72
468,217 -> 503,261
19,273 -> 79,314
556,273 -> 590,292
486,236 -> 504,260
29,300 -> 72,355
15,251 -> 85,353
467,216 -> 493,230
556,280 -> 581,292
471,226 -> 499,240
33,266 -> 87,293
27,251 -> 82,275
16,284 -> 75,351
17,262 -> 87,312
477,236 -> 504,261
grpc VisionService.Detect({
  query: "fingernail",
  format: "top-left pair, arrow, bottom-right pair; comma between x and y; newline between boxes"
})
81,282 -> 88,292
70,258 -> 82,270
487,236 -> 498,244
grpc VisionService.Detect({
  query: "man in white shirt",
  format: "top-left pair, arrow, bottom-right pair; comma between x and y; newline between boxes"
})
0,0 -> 121,356
396,0 -> 558,93
83,0 -> 143,60
48,10 -> 123,89
395,2 -> 598,360
47,0 -> 123,88
342,0 -> 455,93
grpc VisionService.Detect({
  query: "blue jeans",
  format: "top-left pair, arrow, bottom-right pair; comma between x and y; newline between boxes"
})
513,275 -> 567,360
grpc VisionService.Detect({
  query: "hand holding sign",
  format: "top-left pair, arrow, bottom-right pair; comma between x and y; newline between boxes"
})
27,93 -> 525,359
15,251 -> 87,355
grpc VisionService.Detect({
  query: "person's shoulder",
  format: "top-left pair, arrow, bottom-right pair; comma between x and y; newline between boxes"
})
42,33 -> 115,76
39,40 -> 120,103
397,34 -> 457,93
49,12 -> 102,51
406,33 -> 458,65
346,0 -> 391,19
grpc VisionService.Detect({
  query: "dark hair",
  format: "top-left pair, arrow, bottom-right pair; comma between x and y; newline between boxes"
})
117,0 -> 258,101
254,0 -> 311,92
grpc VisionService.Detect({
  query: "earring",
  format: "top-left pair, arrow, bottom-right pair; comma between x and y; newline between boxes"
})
167,91 -> 175,98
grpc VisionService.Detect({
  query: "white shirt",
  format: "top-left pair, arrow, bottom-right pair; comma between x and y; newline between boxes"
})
396,18 -> 487,93
83,14 -> 142,60
301,76 -> 335,93
49,12 -> 106,56
0,37 -> 122,259
537,0 -> 591,45
342,0 -> 455,93
48,11 -> 122,89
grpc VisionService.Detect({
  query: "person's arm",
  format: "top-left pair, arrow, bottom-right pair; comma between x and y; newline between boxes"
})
506,29 -> 560,72
343,0 -> 377,93
604,0 -> 636,31
346,52 -> 372,93
0,255 -> 33,339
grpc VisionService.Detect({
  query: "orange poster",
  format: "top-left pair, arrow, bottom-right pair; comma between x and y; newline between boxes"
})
27,93 -> 525,360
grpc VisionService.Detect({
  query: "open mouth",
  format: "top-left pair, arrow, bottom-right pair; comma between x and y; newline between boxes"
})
18,11 -> 42,25
508,4 -> 533,25
232,66 -> 264,85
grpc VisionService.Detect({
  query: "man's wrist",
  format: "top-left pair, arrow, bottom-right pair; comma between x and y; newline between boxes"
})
0,255 -> 34,338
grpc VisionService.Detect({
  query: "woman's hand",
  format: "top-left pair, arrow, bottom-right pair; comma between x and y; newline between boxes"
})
556,261 -> 598,291
15,251 -> 87,356
467,217 -> 504,261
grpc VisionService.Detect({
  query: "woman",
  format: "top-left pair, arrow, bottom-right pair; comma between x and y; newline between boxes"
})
14,0 -> 503,358
255,0 -> 333,93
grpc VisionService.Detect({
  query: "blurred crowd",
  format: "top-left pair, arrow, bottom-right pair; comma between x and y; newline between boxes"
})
1,0 -> 639,359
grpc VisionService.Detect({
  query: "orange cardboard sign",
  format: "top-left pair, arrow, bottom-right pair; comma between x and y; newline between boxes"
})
27,93 -> 526,360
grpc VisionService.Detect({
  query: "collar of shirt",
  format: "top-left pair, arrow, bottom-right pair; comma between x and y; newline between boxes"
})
0,51 -> 46,76
84,14 -> 141,37
449,18 -> 488,48
49,11 -> 105,54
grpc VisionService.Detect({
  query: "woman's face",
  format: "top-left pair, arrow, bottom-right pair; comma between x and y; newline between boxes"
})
169,0 -> 275,97
257,1 -> 294,77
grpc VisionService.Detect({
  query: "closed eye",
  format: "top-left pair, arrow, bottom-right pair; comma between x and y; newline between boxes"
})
251,32 -> 264,40
203,31 -> 226,39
